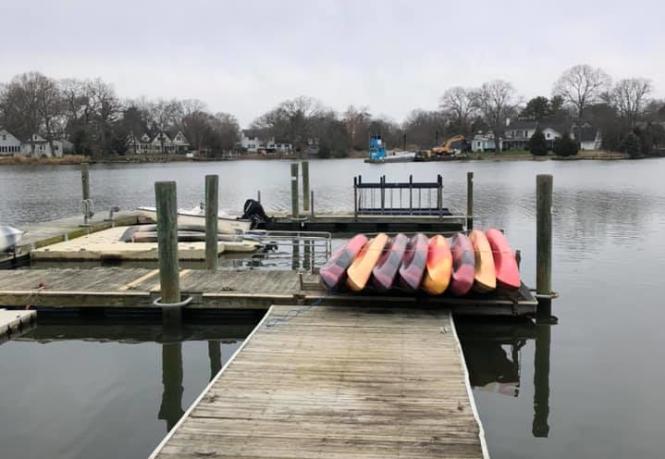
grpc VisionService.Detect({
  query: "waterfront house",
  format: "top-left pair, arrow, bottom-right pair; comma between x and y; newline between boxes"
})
126,131 -> 190,155
504,120 -> 563,150
471,133 -> 503,152
0,129 -> 22,156
240,130 -> 292,153
21,134 -> 64,158
571,122 -> 602,150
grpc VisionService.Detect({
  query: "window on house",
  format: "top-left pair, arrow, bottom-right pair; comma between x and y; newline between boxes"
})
2,134 -> 6,140
546,133 -> 551,139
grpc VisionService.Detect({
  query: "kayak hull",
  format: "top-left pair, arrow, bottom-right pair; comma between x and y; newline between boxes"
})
449,233 -> 475,296
486,228 -> 520,290
346,233 -> 389,291
372,233 -> 408,290
398,233 -> 429,290
422,235 -> 453,295
469,229 -> 496,293
320,234 -> 368,290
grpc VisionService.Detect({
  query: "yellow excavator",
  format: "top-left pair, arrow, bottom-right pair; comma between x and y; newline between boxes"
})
431,135 -> 466,156
416,135 -> 466,160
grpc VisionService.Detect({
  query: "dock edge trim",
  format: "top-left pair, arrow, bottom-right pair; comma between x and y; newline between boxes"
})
147,304 -> 276,459
450,311 -> 491,459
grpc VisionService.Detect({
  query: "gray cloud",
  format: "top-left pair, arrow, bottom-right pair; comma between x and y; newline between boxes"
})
2,0 -> 663,126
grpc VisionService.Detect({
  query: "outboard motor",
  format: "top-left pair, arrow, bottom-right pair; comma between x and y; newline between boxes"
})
241,199 -> 271,229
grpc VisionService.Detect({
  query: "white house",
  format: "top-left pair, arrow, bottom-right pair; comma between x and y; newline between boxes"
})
504,120 -> 564,150
0,129 -> 22,156
571,122 -> 603,150
171,131 -> 190,154
471,133 -> 503,152
240,131 -> 262,153
126,131 -> 190,155
21,134 -> 64,158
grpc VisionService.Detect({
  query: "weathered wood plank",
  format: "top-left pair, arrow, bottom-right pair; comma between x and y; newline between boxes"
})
150,305 -> 487,459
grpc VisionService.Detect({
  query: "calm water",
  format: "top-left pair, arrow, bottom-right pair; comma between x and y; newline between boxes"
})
2,158 -> 665,458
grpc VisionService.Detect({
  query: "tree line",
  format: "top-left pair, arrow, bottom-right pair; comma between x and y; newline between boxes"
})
1,64 -> 664,159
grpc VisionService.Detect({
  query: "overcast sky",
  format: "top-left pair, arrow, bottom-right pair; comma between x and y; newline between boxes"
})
2,0 -> 664,126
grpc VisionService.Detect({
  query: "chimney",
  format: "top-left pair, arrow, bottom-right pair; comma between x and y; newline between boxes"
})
505,117 -> 511,127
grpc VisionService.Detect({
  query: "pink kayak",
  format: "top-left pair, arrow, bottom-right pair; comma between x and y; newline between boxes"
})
486,228 -> 521,290
398,233 -> 428,290
320,234 -> 368,290
448,233 -> 475,296
372,233 -> 408,290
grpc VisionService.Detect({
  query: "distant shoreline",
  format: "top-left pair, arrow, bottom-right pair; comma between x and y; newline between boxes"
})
0,149 -> 642,166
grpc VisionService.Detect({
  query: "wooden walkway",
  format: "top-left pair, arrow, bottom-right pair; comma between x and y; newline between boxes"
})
0,268 -> 537,316
150,305 -> 488,459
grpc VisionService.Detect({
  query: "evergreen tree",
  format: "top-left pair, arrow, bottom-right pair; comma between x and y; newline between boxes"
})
553,132 -> 579,156
621,133 -> 642,158
528,128 -> 548,155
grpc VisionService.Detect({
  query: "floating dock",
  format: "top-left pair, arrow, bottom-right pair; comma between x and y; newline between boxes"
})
0,308 -> 36,338
149,305 -> 488,459
0,268 -> 537,316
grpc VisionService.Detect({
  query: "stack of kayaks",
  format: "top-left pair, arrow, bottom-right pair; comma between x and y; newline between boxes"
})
319,229 -> 521,296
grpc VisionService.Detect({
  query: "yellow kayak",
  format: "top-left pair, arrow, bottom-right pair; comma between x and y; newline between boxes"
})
422,235 -> 453,295
346,233 -> 389,291
469,229 -> 496,293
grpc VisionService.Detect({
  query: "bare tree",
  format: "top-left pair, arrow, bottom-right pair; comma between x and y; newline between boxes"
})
471,80 -> 517,152
36,75 -> 64,154
342,105 -> 371,150
610,78 -> 653,127
553,64 -> 611,118
439,87 -> 474,135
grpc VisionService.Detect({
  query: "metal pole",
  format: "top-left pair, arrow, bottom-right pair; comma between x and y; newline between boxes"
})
467,171 -> 474,230
380,176 -> 385,213
205,175 -> 219,271
536,174 -> 553,318
155,181 -> 181,325
353,176 -> 358,219
437,174 -> 443,217
302,160 -> 310,212
290,163 -> 299,218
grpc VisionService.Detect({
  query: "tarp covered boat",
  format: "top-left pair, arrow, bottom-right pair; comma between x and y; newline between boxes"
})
0,226 -> 23,252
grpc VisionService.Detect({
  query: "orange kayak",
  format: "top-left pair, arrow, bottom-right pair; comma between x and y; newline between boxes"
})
422,235 -> 453,295
469,229 -> 496,293
346,233 -> 389,291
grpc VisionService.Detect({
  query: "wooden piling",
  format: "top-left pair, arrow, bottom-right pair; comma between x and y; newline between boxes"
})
536,174 -> 553,318
81,163 -> 90,201
290,163 -> 299,218
205,175 -> 219,272
301,161 -> 310,212
155,181 -> 181,324
532,323 -> 551,437
353,177 -> 358,219
310,190 -> 315,218
436,174 -> 443,217
466,172 -> 474,230
81,163 -> 92,225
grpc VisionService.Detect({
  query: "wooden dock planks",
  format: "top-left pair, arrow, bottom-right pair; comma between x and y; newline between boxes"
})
0,268 -> 537,315
150,305 -> 488,459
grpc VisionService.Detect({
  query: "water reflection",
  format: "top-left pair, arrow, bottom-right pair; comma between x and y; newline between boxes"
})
457,318 -> 552,439
159,343 -> 184,431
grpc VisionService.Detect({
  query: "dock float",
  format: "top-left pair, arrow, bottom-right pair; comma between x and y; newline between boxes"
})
149,305 -> 488,459
0,268 -> 537,316
0,308 -> 36,338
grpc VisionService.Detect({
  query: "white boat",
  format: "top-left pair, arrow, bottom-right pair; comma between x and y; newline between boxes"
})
137,207 -> 252,234
1,226 -> 24,252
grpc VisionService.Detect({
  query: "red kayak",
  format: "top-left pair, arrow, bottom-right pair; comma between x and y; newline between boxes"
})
372,233 -> 408,290
319,234 -> 368,290
398,233 -> 428,290
448,233 -> 475,296
486,228 -> 521,290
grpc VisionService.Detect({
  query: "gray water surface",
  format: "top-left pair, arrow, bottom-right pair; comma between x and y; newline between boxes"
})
2,158 -> 665,458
